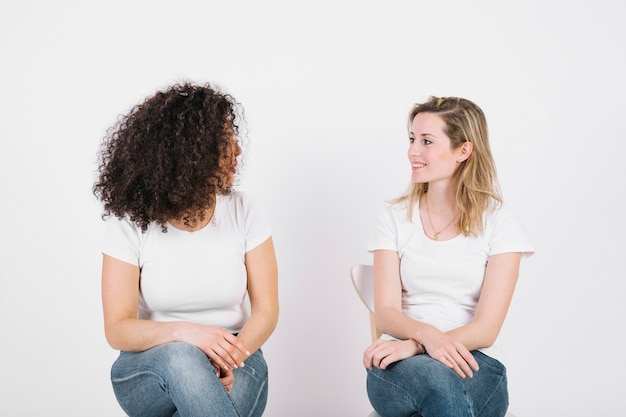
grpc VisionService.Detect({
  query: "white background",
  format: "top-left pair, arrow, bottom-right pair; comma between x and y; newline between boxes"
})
1,1 -> 624,416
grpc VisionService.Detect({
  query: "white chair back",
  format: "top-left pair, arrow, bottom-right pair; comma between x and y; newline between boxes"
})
350,265 -> 382,345
350,264 -> 375,313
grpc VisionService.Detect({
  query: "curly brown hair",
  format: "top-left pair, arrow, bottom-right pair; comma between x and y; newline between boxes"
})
93,81 -> 246,232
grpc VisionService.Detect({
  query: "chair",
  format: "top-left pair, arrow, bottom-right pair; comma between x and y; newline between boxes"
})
350,264 -> 382,417
350,264 -> 381,343
349,264 -> 518,417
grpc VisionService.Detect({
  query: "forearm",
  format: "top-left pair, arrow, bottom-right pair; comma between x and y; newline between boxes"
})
447,253 -> 521,350
105,318 -> 185,352
376,306 -> 436,344
235,307 -> 278,354
379,312 -> 499,352
239,237 -> 279,354
446,320 -> 500,351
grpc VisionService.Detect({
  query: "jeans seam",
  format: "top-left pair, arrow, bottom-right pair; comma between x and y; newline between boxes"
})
236,364 -> 263,382
111,370 -> 162,385
474,367 -> 507,416
239,375 -> 267,417
367,368 -> 416,409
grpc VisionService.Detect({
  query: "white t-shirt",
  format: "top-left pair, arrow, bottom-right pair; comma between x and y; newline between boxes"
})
102,191 -> 272,333
367,200 -> 534,362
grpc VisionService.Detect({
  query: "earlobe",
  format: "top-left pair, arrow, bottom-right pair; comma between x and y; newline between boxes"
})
458,141 -> 473,163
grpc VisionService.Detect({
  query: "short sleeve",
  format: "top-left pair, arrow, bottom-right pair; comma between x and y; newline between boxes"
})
239,192 -> 272,253
487,204 -> 534,258
101,216 -> 143,266
366,206 -> 401,253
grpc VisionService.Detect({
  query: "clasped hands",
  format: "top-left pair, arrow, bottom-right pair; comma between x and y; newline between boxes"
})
180,323 -> 251,392
363,330 -> 479,379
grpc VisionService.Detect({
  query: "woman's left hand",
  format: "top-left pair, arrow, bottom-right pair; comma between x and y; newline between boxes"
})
363,339 -> 421,370
215,364 -> 235,393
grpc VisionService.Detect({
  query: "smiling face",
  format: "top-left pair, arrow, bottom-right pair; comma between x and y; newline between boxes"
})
408,112 -> 470,187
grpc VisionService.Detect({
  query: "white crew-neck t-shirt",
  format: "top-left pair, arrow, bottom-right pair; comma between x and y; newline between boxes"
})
102,191 -> 271,333
367,200 -> 534,362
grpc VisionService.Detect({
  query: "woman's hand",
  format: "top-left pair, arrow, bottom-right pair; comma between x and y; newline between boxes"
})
215,366 -> 235,393
421,329 -> 479,379
178,322 -> 250,371
363,339 -> 422,370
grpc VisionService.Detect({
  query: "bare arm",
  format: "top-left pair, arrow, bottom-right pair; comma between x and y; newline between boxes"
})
370,249 -> 478,378
370,249 -> 522,378
101,254 -> 250,371
363,250 -> 438,370
446,252 -> 521,350
371,250 -> 437,342
235,236 -> 279,354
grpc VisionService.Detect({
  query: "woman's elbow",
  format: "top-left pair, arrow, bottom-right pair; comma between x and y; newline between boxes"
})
481,335 -> 497,348
253,305 -> 279,333
474,322 -> 501,348
103,318 -> 135,351
267,307 -> 279,332
104,327 -> 124,350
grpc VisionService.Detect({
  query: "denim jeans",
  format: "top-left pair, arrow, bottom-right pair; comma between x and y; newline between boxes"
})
111,342 -> 268,417
366,351 -> 508,417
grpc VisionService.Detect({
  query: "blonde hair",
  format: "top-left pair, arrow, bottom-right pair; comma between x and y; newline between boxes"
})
394,96 -> 502,236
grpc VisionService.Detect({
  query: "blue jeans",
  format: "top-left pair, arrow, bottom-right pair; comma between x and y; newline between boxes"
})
111,342 -> 268,417
366,351 -> 508,417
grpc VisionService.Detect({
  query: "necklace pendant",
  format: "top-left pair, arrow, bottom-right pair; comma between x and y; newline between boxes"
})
433,232 -> 440,240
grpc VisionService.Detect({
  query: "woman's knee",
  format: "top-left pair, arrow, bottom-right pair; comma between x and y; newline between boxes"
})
239,350 -> 268,381
230,350 -> 269,417
366,356 -> 469,415
156,342 -> 208,367
113,342 -> 215,381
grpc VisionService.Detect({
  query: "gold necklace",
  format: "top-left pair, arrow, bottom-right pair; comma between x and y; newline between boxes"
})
424,196 -> 458,240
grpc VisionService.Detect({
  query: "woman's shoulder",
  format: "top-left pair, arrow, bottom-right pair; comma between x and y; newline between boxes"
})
104,213 -> 140,231
218,190 -> 268,218
219,190 -> 257,207
380,198 -> 411,220
484,200 -> 534,255
369,200 -> 413,233
484,201 -> 531,238
102,214 -> 149,260
486,200 -> 520,223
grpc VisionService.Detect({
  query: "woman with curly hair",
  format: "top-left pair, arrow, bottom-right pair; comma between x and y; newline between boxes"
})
362,97 -> 533,417
93,81 -> 278,417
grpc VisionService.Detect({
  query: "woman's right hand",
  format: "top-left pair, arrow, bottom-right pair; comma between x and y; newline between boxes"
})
420,329 -> 479,379
363,339 -> 422,370
178,322 -> 251,371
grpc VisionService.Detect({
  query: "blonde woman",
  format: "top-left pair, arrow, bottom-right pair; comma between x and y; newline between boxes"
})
363,97 -> 533,417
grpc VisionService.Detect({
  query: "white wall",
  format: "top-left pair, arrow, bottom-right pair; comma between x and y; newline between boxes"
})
1,1 -> 624,416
